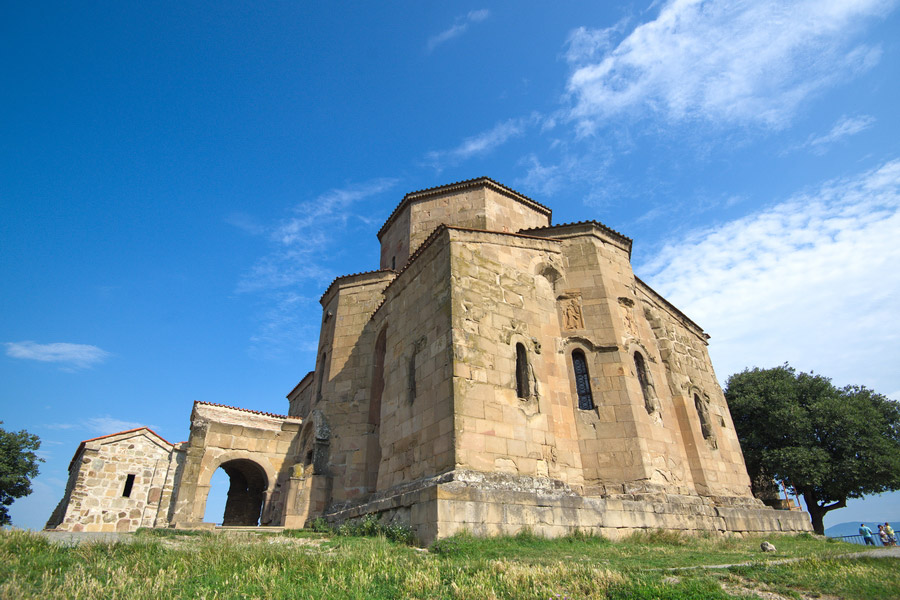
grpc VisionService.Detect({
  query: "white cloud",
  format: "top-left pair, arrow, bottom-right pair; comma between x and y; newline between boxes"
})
4,341 -> 110,370
238,178 -> 398,357
237,178 -> 398,293
83,416 -> 150,433
564,22 -> 627,64
803,114 -> 876,153
427,9 -> 491,52
425,116 -> 536,170
640,158 -> 900,396
565,0 -> 894,131
45,416 -> 151,435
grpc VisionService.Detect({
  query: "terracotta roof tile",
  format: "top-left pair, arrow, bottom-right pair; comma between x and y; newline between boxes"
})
519,220 -> 632,243
194,401 -> 301,420
318,269 -> 397,304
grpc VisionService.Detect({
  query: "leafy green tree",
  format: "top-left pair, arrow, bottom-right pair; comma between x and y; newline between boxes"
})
0,422 -> 43,526
725,365 -> 900,535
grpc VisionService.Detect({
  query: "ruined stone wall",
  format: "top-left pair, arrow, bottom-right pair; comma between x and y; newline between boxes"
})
50,432 -> 177,532
371,228 -> 455,491
637,281 -> 754,498
448,229 -> 587,486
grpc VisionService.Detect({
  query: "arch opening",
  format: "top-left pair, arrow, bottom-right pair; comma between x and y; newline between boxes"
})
206,459 -> 269,526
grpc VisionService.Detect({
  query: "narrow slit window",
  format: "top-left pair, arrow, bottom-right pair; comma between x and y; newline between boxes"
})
515,343 -> 530,399
694,393 -> 714,440
122,474 -> 135,498
317,353 -> 326,400
572,350 -> 594,410
634,352 -> 654,415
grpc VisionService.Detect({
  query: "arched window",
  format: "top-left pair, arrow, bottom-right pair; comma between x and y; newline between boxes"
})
634,352 -> 655,415
515,343 -> 530,399
694,393 -> 714,441
572,350 -> 594,410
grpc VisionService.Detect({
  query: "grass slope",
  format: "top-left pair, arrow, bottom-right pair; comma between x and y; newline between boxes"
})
1,529 -> 896,599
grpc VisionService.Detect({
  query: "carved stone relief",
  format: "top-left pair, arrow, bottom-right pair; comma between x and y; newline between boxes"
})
558,292 -> 584,330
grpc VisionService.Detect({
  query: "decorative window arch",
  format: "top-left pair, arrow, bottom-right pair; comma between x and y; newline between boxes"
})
572,349 -> 594,410
515,343 -> 530,399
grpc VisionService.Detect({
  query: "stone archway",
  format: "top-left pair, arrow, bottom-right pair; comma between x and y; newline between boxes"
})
218,458 -> 268,526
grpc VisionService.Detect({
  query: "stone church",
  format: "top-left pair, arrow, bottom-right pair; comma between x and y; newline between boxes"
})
47,177 -> 811,542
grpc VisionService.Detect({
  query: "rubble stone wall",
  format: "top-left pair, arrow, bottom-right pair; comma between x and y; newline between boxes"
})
49,431 -> 178,532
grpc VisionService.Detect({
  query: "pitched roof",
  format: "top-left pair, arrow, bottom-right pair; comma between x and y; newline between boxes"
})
377,177 -> 552,240
194,401 -> 302,420
68,426 -> 173,470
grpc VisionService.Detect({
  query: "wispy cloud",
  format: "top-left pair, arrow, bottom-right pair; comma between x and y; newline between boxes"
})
237,178 -> 399,357
565,0 -> 893,132
45,415 -> 152,434
427,9 -> 490,52
801,114 -> 876,154
4,341 -> 110,370
237,178 -> 398,293
425,116 -> 538,171
640,158 -> 900,394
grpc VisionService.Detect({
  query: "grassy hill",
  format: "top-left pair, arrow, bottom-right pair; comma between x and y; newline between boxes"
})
1,528 -> 898,599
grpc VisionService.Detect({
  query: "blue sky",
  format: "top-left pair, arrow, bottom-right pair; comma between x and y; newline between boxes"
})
3,1 -> 899,530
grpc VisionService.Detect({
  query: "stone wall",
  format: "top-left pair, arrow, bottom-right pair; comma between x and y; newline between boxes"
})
309,270 -> 396,505
47,429 -> 180,532
169,403 -> 303,527
448,228 -> 583,485
378,178 -> 550,271
370,226 -> 456,492
637,280 -> 754,498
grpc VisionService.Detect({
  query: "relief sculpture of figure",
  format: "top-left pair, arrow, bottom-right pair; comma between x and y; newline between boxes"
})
563,299 -> 583,330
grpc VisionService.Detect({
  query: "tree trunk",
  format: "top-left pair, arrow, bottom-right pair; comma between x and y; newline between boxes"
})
807,505 -> 826,535
802,491 -> 846,535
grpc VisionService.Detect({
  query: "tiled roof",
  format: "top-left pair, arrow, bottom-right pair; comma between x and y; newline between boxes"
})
194,401 -> 302,420
318,269 -> 397,304
519,220 -> 632,244
377,177 -> 552,240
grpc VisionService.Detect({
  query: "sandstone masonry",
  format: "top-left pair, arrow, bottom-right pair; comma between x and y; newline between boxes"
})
47,177 -> 811,542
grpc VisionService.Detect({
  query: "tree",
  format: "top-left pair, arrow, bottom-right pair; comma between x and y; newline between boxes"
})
0,422 -> 43,526
725,365 -> 900,535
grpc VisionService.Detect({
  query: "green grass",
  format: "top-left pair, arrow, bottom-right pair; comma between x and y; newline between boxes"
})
0,528 -> 895,599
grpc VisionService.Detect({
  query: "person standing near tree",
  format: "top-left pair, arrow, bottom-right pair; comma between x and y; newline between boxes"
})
860,523 -> 876,546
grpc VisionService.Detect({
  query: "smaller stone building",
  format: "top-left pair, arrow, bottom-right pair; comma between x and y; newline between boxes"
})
46,428 -> 183,532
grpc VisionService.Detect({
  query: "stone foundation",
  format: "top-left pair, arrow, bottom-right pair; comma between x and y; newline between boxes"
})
321,469 -> 811,545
